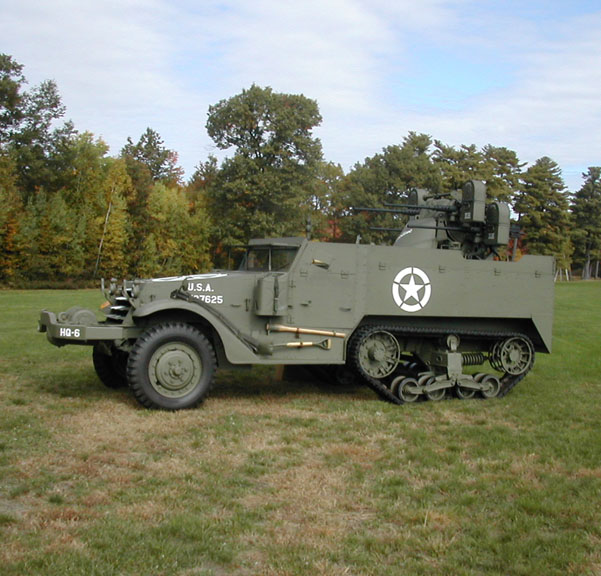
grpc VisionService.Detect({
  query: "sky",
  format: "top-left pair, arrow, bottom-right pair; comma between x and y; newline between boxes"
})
2,0 -> 600,192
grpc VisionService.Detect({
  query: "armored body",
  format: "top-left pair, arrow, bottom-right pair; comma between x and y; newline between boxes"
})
39,181 -> 554,409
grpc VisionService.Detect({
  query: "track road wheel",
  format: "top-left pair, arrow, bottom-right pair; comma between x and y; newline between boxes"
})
93,344 -> 128,388
127,323 -> 216,410
457,373 -> 482,400
395,376 -> 420,403
422,375 -> 445,401
480,374 -> 501,399
455,383 -> 476,400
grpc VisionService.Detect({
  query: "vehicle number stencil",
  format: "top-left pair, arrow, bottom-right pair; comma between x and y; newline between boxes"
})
191,294 -> 224,304
59,327 -> 81,338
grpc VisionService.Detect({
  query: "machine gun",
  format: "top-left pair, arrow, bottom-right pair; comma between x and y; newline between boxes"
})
355,180 -> 511,260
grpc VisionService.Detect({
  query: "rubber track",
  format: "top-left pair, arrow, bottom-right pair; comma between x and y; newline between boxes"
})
348,324 -> 534,405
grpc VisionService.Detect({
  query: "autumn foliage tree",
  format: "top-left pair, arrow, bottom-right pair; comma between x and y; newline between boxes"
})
0,53 -> 215,283
0,154 -> 23,281
0,53 -> 596,284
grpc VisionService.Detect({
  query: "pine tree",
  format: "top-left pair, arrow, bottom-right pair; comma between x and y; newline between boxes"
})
339,132 -> 441,244
433,141 -> 483,193
481,145 -> 525,203
433,142 -> 523,202
570,167 -> 601,278
514,157 -> 572,267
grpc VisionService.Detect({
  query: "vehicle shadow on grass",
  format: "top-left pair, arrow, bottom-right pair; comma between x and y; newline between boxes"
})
36,366 -> 133,405
210,365 -> 368,402
34,364 -> 370,409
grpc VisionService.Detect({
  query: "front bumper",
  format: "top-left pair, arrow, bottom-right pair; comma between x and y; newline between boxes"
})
38,310 -> 142,347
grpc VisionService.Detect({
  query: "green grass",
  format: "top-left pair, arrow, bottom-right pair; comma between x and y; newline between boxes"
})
1,284 -> 600,575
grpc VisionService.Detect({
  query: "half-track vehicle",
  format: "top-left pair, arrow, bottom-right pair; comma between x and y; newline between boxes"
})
39,180 -> 554,410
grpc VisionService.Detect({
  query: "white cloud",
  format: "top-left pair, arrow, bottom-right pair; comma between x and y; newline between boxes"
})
304,3 -> 601,189
187,0 -> 461,164
1,0 -> 599,190
190,0 -> 393,110
1,0 -> 201,155
418,10 -> 601,186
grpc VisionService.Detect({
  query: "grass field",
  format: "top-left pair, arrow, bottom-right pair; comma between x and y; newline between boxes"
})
1,284 -> 600,575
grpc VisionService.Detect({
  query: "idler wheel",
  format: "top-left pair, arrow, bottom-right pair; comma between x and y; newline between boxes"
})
490,336 -> 534,376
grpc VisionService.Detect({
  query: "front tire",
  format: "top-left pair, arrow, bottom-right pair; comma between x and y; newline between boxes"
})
93,344 -> 128,389
127,323 -> 216,410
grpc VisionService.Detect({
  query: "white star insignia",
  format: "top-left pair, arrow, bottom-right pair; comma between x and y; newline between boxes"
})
399,274 -> 424,303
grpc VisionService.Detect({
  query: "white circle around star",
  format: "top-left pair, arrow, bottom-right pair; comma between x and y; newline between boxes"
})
392,267 -> 432,312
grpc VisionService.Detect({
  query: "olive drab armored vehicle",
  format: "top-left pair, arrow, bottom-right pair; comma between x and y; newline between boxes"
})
39,181 -> 554,410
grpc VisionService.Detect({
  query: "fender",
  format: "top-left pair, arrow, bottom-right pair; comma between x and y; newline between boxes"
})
132,299 -> 259,364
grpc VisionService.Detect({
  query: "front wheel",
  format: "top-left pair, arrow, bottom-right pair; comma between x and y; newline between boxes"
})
93,344 -> 128,388
127,323 -> 216,410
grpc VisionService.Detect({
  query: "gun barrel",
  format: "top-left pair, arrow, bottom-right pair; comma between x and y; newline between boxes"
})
353,207 -> 413,215
385,203 -> 457,213
371,223 -> 466,233
354,204 -> 457,215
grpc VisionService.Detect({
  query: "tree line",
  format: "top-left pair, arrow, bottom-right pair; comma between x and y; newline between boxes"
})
1,54 -> 600,286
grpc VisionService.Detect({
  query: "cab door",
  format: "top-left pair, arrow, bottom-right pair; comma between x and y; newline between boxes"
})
288,243 -> 357,329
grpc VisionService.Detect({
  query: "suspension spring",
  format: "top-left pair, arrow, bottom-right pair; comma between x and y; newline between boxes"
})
462,352 -> 486,366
